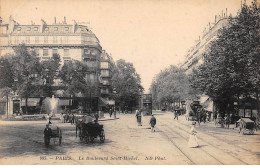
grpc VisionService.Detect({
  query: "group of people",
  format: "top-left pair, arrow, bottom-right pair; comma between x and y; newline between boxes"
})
60,113 -> 75,124
135,109 -> 156,132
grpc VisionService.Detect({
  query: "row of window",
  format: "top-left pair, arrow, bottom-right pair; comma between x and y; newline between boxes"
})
16,26 -> 71,32
13,36 -> 70,44
33,48 -> 70,57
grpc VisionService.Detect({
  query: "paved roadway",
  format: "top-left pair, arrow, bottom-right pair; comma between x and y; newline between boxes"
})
0,111 -> 259,165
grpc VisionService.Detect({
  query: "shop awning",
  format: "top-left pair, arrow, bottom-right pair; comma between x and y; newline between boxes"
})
58,99 -> 71,106
21,98 -> 40,106
201,96 -> 213,112
99,97 -> 115,106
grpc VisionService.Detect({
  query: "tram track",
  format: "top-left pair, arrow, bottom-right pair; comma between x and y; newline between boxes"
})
153,113 -> 251,164
167,116 -> 254,164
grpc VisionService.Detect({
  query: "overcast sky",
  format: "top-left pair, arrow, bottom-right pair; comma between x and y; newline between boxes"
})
1,0 -> 249,92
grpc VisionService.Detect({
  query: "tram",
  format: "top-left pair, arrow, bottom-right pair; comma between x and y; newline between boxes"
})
142,94 -> 152,115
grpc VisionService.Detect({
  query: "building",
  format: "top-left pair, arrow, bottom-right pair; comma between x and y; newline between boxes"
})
99,50 -> 115,110
180,10 -> 230,113
180,10 -> 229,74
0,17 -> 114,116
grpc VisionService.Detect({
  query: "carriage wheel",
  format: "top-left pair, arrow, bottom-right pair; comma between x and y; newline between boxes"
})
59,130 -> 62,145
100,131 -> 105,143
90,137 -> 95,143
249,129 -> 255,135
85,132 -> 90,144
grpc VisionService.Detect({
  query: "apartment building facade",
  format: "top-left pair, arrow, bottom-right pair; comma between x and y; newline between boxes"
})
0,17 -> 114,115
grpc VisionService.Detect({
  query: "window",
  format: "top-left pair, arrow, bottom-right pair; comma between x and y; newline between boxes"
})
14,36 -> 19,44
35,36 -> 39,44
60,37 -> 63,43
64,49 -> 69,57
101,70 -> 109,77
84,49 -> 90,55
44,36 -> 48,43
34,27 -> 38,31
53,49 -> 58,56
17,27 -> 21,31
34,49 -> 39,56
45,27 -> 49,31
26,37 -> 30,44
91,50 -> 96,55
100,62 -> 109,69
53,36 -> 57,43
64,27 -> 69,31
43,49 -> 48,56
90,74 -> 95,82
26,27 -> 31,31
54,27 -> 58,31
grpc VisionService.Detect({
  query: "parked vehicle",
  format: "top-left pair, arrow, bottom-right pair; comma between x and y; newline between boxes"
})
237,118 -> 256,135
76,121 -> 105,143
44,124 -> 62,146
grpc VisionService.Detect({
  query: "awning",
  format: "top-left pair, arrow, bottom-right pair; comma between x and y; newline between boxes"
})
201,96 -> 213,112
99,97 -> 115,106
59,99 -> 71,106
21,98 -> 40,106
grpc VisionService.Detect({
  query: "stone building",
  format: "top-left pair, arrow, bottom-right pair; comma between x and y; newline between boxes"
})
180,10 -> 229,74
0,17 -> 115,116
180,10 -> 230,113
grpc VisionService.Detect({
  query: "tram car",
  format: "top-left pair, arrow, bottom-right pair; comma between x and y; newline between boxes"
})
237,118 -> 256,135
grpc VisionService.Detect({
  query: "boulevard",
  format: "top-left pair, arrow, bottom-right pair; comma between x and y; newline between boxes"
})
0,111 -> 259,165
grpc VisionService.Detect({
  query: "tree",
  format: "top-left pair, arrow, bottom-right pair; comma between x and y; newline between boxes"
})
149,65 -> 194,110
1,44 -> 42,114
111,59 -> 142,111
191,0 -> 260,115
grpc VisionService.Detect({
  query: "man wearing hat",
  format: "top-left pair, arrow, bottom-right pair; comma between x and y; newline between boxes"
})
150,114 -> 156,132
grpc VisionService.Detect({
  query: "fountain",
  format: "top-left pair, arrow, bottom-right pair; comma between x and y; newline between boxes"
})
49,95 -> 59,116
41,95 -> 59,116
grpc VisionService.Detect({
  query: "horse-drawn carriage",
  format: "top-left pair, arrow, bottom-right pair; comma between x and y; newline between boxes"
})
44,124 -> 62,146
76,118 -> 105,143
237,118 -> 256,135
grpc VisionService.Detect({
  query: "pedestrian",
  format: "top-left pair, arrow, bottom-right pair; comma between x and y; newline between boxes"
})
46,114 -> 52,124
44,124 -> 52,146
150,114 -> 156,132
188,121 -> 199,148
136,109 -> 142,126
109,109 -> 113,118
60,113 -> 64,123
174,108 -> 179,120
94,112 -> 99,123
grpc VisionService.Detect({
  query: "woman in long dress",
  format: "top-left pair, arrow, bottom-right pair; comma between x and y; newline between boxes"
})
188,121 -> 199,148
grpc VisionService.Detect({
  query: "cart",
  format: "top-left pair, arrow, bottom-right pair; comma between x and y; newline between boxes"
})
78,122 -> 105,143
215,117 -> 224,128
237,118 -> 256,135
44,124 -> 62,146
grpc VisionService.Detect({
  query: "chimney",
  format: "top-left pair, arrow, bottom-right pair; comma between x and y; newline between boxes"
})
64,16 -> 66,24
215,15 -> 217,23
222,10 -> 223,17
0,17 -> 2,25
226,8 -> 228,17
54,17 -> 56,24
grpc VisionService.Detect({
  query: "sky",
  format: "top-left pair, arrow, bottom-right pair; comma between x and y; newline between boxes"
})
0,0 -> 248,93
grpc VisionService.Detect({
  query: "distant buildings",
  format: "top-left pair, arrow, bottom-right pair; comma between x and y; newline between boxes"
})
0,17 -> 115,116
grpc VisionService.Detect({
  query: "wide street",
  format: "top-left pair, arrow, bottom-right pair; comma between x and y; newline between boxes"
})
0,111 -> 259,165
